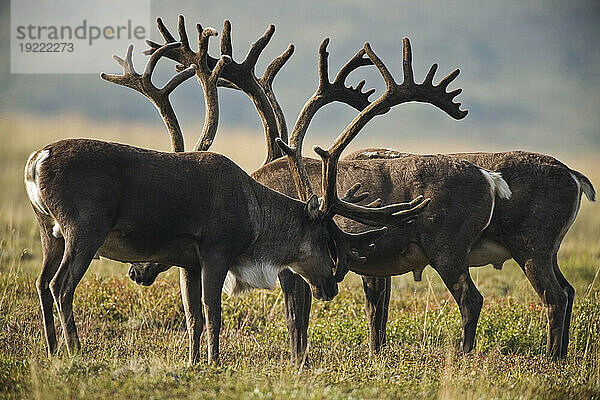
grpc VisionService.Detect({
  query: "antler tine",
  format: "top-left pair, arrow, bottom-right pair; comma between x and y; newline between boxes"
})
402,38 -> 415,85
312,37 -> 469,226
220,20 -> 233,57
318,38 -> 331,88
341,183 -> 369,204
178,15 -> 191,51
157,17 -> 176,43
366,42 -> 398,92
101,43 -> 197,153
278,38 -> 379,202
258,43 -> 295,146
262,44 -> 295,87
243,24 -> 276,67
423,63 -> 438,86
122,44 -> 136,74
193,25 -> 232,151
196,25 -> 217,73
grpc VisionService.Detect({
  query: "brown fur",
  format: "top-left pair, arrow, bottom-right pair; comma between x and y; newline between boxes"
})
134,153 -> 500,361
253,155 -> 497,358
26,138 -> 341,364
348,148 -> 595,359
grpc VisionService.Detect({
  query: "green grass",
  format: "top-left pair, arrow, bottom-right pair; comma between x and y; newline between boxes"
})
1,116 -> 599,399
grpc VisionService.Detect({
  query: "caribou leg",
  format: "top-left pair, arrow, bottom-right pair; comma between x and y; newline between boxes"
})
552,252 -> 575,358
514,253 -> 568,359
361,276 -> 391,353
35,213 -> 64,356
434,257 -> 483,353
180,267 -> 204,365
201,258 -> 229,365
49,232 -> 106,355
279,269 -> 312,365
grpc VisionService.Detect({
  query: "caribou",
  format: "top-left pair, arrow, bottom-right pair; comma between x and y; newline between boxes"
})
25,24 -> 429,365
126,16 -> 514,362
350,148 -> 595,359
129,16 -> 595,362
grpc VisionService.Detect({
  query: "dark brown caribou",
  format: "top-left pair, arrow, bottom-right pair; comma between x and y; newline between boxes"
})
126,16 -> 526,363
25,25 -> 428,365
131,16 -> 595,362
348,148 -> 595,359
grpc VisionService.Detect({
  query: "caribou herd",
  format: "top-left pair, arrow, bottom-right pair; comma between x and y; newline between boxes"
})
25,15 -> 595,365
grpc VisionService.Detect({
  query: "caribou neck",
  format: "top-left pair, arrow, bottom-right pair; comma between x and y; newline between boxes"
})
248,181 -> 312,267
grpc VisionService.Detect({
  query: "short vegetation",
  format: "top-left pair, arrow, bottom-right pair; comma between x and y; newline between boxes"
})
1,118 -> 599,399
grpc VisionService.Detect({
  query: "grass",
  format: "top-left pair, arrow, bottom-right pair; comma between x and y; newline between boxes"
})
1,115 -> 599,399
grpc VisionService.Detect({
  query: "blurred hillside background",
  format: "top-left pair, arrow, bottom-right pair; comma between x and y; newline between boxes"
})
0,0 -> 598,171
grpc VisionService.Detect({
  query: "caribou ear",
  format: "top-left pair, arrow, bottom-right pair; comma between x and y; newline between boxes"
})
305,194 -> 320,220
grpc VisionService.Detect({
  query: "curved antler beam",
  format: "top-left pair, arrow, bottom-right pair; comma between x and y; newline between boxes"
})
145,16 -> 284,161
280,38 -> 377,202
314,38 -> 466,223
193,25 -> 232,151
101,43 -> 197,152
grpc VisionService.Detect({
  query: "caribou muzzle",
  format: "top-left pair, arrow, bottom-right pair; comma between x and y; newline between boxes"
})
310,275 -> 338,301
128,262 -> 170,286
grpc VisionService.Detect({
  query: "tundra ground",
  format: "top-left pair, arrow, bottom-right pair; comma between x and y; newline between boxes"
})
1,117 -> 599,399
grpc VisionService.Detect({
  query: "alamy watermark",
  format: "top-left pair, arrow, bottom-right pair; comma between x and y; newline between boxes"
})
11,0 -> 151,74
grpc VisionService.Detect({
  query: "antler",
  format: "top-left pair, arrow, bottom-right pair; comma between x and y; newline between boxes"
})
276,38 -> 429,227
313,37 -> 466,224
273,38 -> 433,281
100,43 -> 197,152
276,38 -> 376,201
258,43 -> 295,146
145,17 -> 283,161
193,25 -> 232,151
215,20 -> 285,161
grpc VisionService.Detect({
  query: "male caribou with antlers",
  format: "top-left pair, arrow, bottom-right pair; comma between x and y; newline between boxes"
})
130,15 -> 594,362
125,16 -> 508,362
24,22 -> 429,364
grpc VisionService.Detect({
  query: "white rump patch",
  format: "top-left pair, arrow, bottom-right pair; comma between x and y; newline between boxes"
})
479,169 -> 511,200
479,169 -> 512,231
223,257 -> 281,296
24,150 -> 50,215
490,172 -> 512,200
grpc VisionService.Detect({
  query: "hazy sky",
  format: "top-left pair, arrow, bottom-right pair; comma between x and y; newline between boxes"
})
1,1 -> 599,154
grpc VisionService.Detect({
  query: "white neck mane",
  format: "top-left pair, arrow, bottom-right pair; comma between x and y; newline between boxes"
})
223,256 -> 283,296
